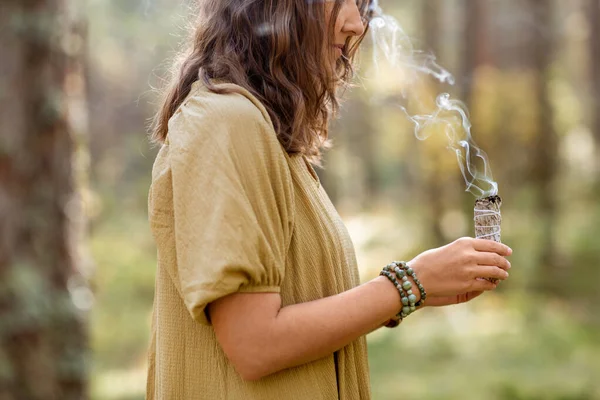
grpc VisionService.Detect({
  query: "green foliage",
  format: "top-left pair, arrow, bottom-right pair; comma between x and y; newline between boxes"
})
89,208 -> 600,400
90,210 -> 156,372
368,297 -> 600,400
86,0 -> 600,398
569,202 -> 600,311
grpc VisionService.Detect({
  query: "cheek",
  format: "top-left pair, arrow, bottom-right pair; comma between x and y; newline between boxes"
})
325,9 -> 344,42
324,3 -> 334,27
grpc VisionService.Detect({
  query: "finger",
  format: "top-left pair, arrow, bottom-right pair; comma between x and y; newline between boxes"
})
470,278 -> 498,292
473,266 -> 509,281
465,291 -> 484,302
476,252 -> 511,270
457,291 -> 484,304
472,239 -> 512,256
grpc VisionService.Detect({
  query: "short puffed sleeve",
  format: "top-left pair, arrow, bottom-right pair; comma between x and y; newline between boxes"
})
164,88 -> 294,325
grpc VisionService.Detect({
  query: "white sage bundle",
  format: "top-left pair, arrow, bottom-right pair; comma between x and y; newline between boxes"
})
474,195 -> 502,242
474,195 -> 502,283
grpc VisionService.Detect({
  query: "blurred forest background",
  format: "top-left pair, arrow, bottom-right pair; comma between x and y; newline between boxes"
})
2,0 -> 600,399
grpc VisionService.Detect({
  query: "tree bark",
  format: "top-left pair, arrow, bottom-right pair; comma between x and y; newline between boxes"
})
0,0 -> 89,399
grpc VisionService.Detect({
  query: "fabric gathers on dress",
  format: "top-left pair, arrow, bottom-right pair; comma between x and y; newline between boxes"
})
146,81 -> 371,399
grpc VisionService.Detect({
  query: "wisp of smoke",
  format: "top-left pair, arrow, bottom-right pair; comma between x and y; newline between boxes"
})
368,1 -> 498,198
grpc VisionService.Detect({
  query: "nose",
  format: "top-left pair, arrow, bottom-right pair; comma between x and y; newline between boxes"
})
342,2 -> 366,37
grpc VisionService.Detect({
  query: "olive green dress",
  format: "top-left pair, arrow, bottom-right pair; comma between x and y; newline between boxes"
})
146,81 -> 371,399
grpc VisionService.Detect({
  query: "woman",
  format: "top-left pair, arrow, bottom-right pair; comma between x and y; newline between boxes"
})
146,0 -> 512,399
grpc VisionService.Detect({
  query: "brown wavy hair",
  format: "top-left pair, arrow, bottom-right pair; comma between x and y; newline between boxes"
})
151,0 -> 372,160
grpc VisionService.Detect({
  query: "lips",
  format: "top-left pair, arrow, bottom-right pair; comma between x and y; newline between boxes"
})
333,44 -> 345,56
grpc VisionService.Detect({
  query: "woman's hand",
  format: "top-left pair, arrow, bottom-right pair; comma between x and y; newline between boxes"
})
423,290 -> 485,307
409,237 -> 512,305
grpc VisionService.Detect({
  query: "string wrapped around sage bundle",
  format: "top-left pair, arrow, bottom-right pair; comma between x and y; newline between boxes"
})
474,195 -> 502,283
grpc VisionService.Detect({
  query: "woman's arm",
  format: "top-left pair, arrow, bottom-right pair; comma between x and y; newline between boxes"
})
209,238 -> 512,381
210,276 -> 400,381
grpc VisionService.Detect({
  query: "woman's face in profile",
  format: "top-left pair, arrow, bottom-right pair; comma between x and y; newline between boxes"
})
325,0 -> 366,62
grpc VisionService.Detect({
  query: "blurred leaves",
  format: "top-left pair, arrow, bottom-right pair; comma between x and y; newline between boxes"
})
85,0 -> 600,399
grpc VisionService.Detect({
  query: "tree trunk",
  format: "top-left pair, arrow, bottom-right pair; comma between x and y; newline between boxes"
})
589,0 -> 600,185
461,0 -> 491,105
0,0 -> 89,399
527,0 -> 560,292
421,0 -> 446,246
423,0 -> 440,61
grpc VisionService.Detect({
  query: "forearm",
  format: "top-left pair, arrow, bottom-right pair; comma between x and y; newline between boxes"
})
269,276 -> 402,368
214,275 -> 420,380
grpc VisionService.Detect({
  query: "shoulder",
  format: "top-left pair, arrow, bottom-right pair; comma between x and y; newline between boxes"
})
167,81 -> 277,151
165,81 -> 292,183
187,81 -> 271,124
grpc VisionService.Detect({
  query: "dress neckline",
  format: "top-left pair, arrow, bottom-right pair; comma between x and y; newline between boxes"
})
299,155 -> 320,187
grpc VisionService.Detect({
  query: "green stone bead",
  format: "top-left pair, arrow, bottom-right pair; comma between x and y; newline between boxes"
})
402,276 -> 408,282
408,294 -> 417,303
397,269 -> 406,277
406,289 -> 413,295
407,267 -> 414,275
402,306 -> 411,315
402,281 -> 412,290
410,306 -> 416,312
401,297 -> 409,306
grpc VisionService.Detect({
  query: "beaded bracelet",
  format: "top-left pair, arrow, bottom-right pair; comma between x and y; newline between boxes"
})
379,269 -> 404,327
380,261 -> 428,326
386,264 -> 417,318
391,261 -> 427,307
383,264 -> 414,318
